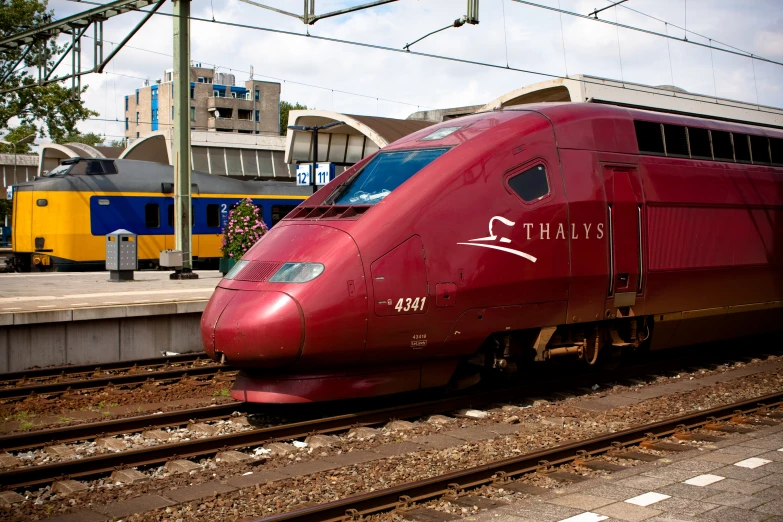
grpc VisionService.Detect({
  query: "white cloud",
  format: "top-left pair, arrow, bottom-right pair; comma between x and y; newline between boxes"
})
40,0 -> 783,141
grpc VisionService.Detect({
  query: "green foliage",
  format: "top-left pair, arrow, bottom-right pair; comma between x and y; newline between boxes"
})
0,200 -> 11,224
0,123 -> 37,153
279,101 -> 308,136
221,198 -> 268,259
0,0 -> 98,143
107,139 -> 126,148
55,131 -> 104,147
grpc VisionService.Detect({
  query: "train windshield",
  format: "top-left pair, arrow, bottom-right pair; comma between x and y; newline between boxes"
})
333,148 -> 448,206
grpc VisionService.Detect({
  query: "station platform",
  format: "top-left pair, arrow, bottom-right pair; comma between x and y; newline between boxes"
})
0,271 -> 220,373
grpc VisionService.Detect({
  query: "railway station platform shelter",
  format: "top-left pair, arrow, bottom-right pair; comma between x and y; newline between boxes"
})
284,110 -> 435,171
479,74 -> 783,127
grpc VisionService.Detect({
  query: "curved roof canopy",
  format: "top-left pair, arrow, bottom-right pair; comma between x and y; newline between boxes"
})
37,142 -> 108,177
285,110 -> 434,164
119,131 -> 171,164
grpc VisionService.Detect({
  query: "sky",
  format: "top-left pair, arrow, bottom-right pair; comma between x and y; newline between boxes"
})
39,0 -> 783,143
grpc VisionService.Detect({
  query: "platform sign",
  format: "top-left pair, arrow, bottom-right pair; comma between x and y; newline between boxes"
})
296,164 -> 312,186
315,163 -> 336,186
297,164 -> 335,187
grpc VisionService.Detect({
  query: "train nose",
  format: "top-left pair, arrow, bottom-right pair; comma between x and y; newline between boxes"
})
202,288 -> 303,368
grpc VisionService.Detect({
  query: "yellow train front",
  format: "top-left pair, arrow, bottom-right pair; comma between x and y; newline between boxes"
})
9,158 -> 310,272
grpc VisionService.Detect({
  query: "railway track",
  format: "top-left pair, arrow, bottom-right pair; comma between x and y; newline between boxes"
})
0,344 -> 779,490
249,390 -> 783,522
0,354 -> 235,401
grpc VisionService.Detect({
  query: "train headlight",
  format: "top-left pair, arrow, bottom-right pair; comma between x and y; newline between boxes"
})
269,262 -> 325,283
223,260 -> 249,280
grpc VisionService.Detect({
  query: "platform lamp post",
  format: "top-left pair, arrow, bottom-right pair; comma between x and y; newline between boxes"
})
0,133 -> 36,186
287,121 -> 344,193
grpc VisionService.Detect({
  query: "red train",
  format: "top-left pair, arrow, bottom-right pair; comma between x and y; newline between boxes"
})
201,103 -> 783,403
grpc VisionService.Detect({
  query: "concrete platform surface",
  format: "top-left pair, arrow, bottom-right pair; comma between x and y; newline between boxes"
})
0,270 -> 219,314
465,423 -> 783,522
0,271 -> 220,372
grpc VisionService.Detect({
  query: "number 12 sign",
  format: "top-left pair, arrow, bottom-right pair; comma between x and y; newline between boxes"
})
296,163 -> 336,187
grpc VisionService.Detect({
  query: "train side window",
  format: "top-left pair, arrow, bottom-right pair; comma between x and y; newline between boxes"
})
733,133 -> 751,163
749,135 -> 771,165
688,127 -> 712,159
771,138 -> 783,166
145,203 -> 160,229
663,124 -> 689,157
167,204 -> 195,227
634,121 -> 665,155
271,205 -> 296,226
206,204 -> 220,228
711,131 -> 734,161
508,164 -> 549,203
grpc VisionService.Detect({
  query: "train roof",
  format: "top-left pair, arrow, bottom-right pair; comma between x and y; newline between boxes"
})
382,103 -> 783,158
13,158 -> 311,196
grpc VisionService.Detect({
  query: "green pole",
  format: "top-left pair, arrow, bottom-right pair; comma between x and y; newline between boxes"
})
172,0 -> 197,278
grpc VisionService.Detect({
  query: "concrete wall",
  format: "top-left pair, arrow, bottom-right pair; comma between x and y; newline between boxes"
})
0,302 -> 206,373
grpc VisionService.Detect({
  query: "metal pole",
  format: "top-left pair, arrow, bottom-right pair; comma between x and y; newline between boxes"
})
311,127 -> 318,194
12,143 -> 17,185
172,0 -> 197,279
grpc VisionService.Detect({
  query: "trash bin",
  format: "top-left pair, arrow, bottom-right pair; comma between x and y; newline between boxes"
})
106,229 -> 137,281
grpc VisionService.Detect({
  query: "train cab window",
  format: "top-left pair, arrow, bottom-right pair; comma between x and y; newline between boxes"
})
271,205 -> 296,225
85,160 -> 118,175
663,124 -> 689,157
508,164 -> 549,203
688,127 -> 712,159
634,121 -> 665,155
771,138 -> 783,166
333,148 -> 449,205
206,204 -> 220,228
733,133 -> 751,163
145,204 -> 160,228
750,135 -> 771,165
711,131 -> 734,161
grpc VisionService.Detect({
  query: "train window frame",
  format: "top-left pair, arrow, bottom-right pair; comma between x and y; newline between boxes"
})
504,161 -> 551,206
206,204 -> 220,228
749,135 -> 771,165
687,127 -> 712,160
634,120 -> 665,156
711,130 -> 734,162
663,124 -> 690,158
733,133 -> 752,163
145,203 -> 160,229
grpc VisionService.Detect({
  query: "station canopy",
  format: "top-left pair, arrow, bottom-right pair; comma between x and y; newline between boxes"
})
284,110 -> 434,166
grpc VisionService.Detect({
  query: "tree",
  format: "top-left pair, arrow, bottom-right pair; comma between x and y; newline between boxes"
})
107,139 -> 126,148
0,123 -> 37,153
279,101 -> 308,136
55,131 -> 104,147
1,0 -> 98,144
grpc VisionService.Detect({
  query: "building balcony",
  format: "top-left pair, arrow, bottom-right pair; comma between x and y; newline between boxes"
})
208,117 -> 236,130
207,96 -> 254,111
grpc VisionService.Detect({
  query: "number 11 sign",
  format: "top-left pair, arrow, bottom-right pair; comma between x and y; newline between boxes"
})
296,163 -> 336,187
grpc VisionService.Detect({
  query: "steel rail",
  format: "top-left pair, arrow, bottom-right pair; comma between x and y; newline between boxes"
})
0,353 -> 208,383
0,348 -> 774,490
0,365 -> 234,400
250,390 -> 783,522
0,402 -> 249,451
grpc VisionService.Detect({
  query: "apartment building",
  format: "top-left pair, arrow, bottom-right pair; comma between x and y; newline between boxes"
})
124,66 -> 281,140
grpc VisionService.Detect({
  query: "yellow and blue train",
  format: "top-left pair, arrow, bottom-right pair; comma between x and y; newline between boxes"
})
9,157 -> 310,271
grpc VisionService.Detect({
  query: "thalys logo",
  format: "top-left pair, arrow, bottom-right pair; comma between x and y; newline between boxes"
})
457,216 -> 605,263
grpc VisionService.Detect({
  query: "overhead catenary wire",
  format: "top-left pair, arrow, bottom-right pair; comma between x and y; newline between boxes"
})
27,0 -> 783,123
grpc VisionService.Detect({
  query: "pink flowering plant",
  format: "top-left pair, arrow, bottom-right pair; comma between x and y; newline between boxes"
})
220,198 -> 268,259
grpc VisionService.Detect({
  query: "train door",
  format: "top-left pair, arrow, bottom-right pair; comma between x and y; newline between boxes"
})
602,165 -> 645,314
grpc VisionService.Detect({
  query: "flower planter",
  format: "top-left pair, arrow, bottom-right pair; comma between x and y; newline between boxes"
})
219,257 -> 236,276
